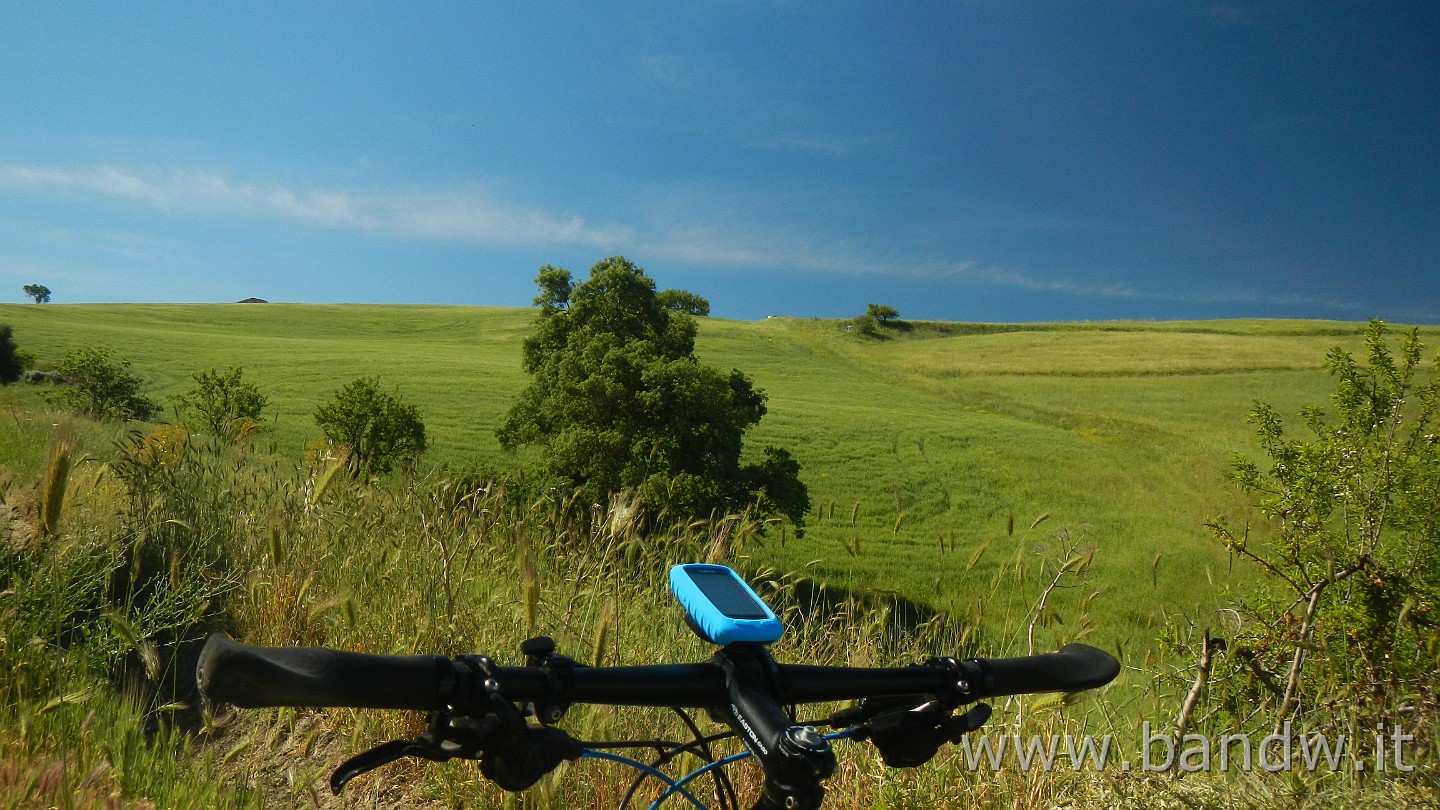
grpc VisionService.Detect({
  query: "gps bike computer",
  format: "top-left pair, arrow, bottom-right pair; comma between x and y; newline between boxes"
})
668,563 -> 784,646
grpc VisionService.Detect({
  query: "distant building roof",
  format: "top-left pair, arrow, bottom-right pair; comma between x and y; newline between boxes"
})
236,297 -> 268,304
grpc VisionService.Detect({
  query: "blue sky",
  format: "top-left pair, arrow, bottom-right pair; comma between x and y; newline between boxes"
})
2,2 -> 1436,322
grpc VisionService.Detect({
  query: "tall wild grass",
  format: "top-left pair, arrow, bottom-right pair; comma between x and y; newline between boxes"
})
2,397 -> 1434,808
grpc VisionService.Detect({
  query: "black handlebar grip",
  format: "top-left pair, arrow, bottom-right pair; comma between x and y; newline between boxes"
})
968,643 -> 1119,699
197,633 -> 457,711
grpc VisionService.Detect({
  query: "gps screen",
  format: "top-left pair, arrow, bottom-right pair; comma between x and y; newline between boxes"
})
684,567 -> 771,620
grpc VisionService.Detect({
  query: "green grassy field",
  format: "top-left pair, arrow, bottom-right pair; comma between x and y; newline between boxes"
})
3,303 -> 1433,652
5,303 -> 1438,808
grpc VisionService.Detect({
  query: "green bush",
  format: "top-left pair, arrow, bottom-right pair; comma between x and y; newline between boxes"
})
313,376 -> 428,475
0,324 -> 20,384
175,366 -> 269,441
1206,320 -> 1440,749
44,346 -> 159,421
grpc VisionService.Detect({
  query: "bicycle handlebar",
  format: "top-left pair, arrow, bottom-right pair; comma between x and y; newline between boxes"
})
964,643 -> 1121,699
197,633 -> 1119,712
198,634 -> 1119,809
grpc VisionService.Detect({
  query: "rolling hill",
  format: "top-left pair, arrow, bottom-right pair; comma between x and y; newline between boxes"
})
4,303 -> 1430,647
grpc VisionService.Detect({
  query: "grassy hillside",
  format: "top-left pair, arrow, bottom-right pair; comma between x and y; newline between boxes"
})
3,303 -> 1432,651
4,304 -> 1438,808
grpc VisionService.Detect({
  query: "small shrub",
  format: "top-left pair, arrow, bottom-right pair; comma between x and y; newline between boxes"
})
852,313 -> 882,338
44,347 -> 159,421
313,376 -> 427,475
175,366 -> 268,441
1205,320 -> 1440,751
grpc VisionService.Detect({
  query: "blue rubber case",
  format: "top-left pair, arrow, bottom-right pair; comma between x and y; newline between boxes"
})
669,564 -> 784,646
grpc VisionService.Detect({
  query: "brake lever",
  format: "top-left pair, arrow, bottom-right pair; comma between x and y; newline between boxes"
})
330,708 -> 502,794
329,692 -> 583,795
829,696 -> 992,768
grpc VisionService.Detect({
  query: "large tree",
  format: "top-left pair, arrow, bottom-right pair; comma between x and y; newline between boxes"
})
498,256 -> 807,533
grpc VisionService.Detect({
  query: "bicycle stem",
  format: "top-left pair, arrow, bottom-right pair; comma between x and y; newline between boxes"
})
711,643 -> 836,810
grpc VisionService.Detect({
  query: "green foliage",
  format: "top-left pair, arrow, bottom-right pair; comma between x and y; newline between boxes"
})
1208,319 -> 1440,740
0,324 -> 20,384
3,392 -> 1435,807
44,346 -> 159,421
851,304 -> 900,338
867,303 -> 899,323
1,419 -> 258,808
852,312 -> 881,337
8,303 -> 1437,643
532,263 -> 573,315
657,287 -> 711,316
175,366 -> 269,441
22,283 -> 51,303
314,376 -> 428,475
499,256 -> 808,533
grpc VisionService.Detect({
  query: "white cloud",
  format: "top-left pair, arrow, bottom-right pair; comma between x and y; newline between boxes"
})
0,163 -> 632,250
0,161 -> 1394,318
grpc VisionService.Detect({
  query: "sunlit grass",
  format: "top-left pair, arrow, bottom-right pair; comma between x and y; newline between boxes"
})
3,387 -> 1434,807
6,305 -> 1431,655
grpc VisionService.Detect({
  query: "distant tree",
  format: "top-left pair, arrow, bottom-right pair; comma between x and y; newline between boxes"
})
867,304 -> 899,324
22,284 -> 51,304
657,288 -> 711,316
175,366 -> 269,441
851,304 -> 900,339
45,347 -> 159,421
499,256 -> 808,532
314,376 -> 428,475
0,325 -> 21,384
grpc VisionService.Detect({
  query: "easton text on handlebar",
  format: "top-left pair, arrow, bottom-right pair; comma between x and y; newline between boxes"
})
197,635 -> 1119,809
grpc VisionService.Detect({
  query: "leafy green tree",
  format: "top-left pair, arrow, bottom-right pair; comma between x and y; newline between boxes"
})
0,325 -> 21,384
314,377 -> 428,475
851,305 -> 899,338
1208,320 -> 1440,740
498,256 -> 808,533
175,366 -> 269,441
45,347 -> 159,421
22,284 -> 51,303
866,303 -> 899,324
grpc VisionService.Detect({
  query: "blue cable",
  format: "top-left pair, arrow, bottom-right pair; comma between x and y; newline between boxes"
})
646,729 -> 857,810
647,751 -> 751,810
580,749 -> 708,810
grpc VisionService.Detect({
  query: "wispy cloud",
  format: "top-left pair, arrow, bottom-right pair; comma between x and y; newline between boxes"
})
942,260 -> 1399,316
0,163 -> 633,249
639,219 -> 869,275
0,162 -> 890,277
0,161 -> 1405,319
